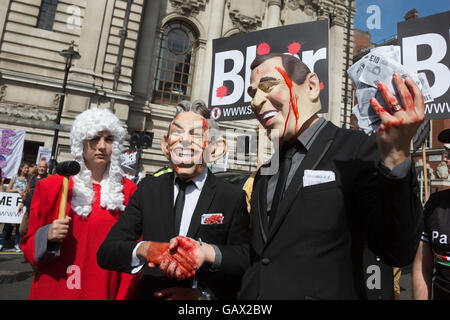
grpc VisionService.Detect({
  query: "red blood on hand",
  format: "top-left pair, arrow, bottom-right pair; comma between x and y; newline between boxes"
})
173,236 -> 201,270
383,118 -> 404,134
161,247 -> 196,278
369,97 -> 388,115
146,241 -> 170,265
174,235 -> 197,252
146,241 -> 197,279
376,81 -> 400,111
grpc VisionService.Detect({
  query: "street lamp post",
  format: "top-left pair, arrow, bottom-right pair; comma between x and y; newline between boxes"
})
49,41 -> 81,174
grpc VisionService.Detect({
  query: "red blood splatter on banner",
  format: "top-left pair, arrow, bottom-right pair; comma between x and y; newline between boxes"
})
275,66 -> 300,138
288,41 -> 301,56
319,82 -> 324,91
216,85 -> 227,98
257,42 -> 271,55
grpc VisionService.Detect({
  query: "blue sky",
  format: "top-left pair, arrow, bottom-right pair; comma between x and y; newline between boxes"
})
354,0 -> 450,43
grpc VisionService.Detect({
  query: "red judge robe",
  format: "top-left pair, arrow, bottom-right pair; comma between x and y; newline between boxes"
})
20,174 -> 138,300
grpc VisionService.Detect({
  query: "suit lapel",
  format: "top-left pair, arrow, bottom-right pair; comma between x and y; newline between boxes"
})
186,169 -> 216,238
160,172 -> 176,238
253,169 -> 269,244
266,121 -> 339,244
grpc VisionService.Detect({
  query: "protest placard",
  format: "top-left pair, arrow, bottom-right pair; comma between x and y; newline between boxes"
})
209,20 -> 329,121
0,192 -> 25,224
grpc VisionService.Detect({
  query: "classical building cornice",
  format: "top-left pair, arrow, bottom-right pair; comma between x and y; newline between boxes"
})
330,2 -> 348,28
169,0 -> 207,16
267,0 -> 282,7
285,0 -> 352,27
324,0 -> 355,28
0,99 -> 62,131
286,0 -> 320,16
226,0 -> 264,32
229,10 -> 262,32
0,70 -> 134,103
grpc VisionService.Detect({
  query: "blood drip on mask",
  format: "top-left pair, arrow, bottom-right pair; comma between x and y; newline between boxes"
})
275,66 -> 300,138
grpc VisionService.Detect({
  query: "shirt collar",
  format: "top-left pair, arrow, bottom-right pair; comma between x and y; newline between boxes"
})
296,117 -> 326,151
173,166 -> 208,191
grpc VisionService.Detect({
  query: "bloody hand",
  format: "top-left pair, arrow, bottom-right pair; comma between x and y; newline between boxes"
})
369,73 -> 425,169
146,241 -> 197,280
169,236 -> 208,270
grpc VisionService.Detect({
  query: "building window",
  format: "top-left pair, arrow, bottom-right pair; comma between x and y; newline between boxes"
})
37,0 -> 58,31
152,21 -> 197,105
23,141 -> 44,164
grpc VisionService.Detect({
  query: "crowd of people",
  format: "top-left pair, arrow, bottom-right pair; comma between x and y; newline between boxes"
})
0,52 -> 448,300
0,161 -> 47,252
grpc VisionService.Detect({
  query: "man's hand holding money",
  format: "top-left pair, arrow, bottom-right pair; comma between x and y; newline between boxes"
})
369,72 -> 425,170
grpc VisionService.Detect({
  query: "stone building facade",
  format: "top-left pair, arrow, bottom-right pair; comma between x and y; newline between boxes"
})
0,0 -> 355,174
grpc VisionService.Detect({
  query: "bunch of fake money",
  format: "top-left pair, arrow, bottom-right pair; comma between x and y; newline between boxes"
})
347,45 -> 433,134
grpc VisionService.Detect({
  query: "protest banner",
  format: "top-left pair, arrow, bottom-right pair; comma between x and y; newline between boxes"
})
398,10 -> 450,120
0,129 -> 25,179
0,192 -> 25,224
209,20 -> 329,121
36,146 -> 52,164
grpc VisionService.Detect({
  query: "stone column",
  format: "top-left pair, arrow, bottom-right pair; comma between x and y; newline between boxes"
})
132,0 -> 162,105
318,2 -> 350,127
328,23 -> 345,125
199,0 -> 226,101
66,0 -> 109,113
266,0 -> 282,28
73,0 -> 108,84
191,39 -> 207,101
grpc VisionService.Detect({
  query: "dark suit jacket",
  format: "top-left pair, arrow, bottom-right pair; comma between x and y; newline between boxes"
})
97,169 -> 250,299
239,121 -> 423,300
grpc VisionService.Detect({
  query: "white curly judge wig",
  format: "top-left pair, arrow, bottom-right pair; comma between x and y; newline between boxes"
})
70,107 -> 125,217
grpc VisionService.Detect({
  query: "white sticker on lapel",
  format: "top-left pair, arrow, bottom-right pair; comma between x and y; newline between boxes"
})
303,170 -> 335,187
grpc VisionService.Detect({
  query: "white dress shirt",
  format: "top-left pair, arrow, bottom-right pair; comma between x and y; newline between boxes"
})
174,167 -> 208,236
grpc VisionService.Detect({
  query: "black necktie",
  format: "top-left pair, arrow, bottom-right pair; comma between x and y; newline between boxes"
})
269,144 -> 298,227
174,178 -> 193,235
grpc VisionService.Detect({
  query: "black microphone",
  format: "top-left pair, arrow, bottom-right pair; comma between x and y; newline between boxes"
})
56,161 -> 81,176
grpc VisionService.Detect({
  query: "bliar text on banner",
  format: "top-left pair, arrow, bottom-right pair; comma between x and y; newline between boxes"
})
398,10 -> 450,120
209,20 -> 329,121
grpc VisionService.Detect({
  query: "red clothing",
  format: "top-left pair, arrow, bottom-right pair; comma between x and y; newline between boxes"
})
20,174 -> 138,300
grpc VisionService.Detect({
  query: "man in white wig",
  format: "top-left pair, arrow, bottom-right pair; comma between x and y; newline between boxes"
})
21,107 -> 138,299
